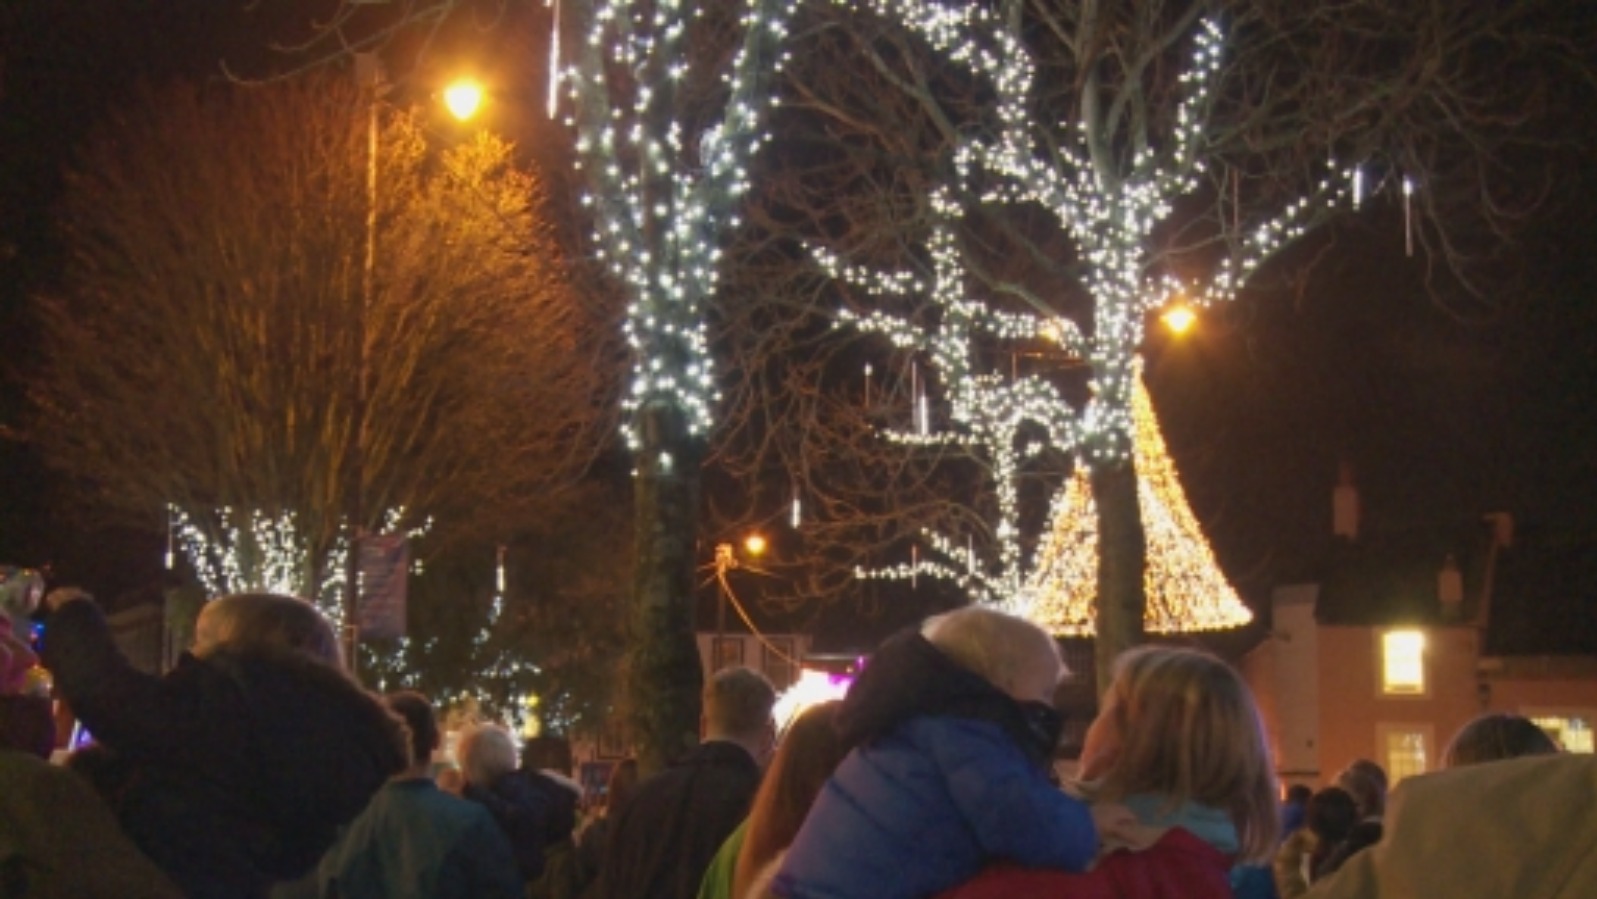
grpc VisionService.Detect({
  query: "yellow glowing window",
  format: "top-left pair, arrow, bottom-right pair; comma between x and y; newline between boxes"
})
1378,724 -> 1432,784
1381,630 -> 1426,695
1530,714 -> 1594,754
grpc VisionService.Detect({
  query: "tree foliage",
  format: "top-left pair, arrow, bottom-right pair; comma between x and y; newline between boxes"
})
29,73 -> 618,595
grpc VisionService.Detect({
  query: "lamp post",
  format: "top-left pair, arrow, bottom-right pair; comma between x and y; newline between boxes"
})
342,57 -> 484,676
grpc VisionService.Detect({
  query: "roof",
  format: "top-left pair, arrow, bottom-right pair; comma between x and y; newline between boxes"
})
1313,518 -> 1597,657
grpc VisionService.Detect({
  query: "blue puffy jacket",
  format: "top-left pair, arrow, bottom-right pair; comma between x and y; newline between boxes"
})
773,715 -> 1096,899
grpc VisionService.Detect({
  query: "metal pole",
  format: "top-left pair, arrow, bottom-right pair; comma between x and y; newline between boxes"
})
343,67 -> 380,678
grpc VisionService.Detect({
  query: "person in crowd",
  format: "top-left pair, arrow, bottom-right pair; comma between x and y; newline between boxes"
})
1304,753 -> 1597,898
0,601 -> 183,897
519,735 -> 585,899
309,691 -> 522,899
1275,787 -> 1358,898
457,722 -> 562,884
571,757 -> 639,897
937,644 -> 1281,899
39,588 -> 408,899
1442,712 -> 1560,768
769,607 -> 1108,899
1314,760 -> 1385,876
695,700 -> 849,899
1280,784 -> 1313,837
596,665 -> 777,899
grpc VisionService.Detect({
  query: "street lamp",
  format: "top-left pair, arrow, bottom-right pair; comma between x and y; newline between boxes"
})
343,56 -> 487,676
443,79 -> 484,122
1160,304 -> 1196,335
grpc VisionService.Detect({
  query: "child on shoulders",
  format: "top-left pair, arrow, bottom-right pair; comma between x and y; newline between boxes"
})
772,606 -> 1120,899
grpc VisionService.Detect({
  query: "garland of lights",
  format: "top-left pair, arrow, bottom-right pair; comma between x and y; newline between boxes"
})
1024,363 -> 1253,634
562,0 -> 801,451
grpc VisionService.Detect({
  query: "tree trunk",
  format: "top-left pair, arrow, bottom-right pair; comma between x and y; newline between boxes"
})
1092,459 -> 1146,690
628,401 -> 706,777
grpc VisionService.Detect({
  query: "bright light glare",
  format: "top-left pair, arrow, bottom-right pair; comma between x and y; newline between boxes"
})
444,80 -> 484,121
744,534 -> 768,557
1161,305 -> 1197,334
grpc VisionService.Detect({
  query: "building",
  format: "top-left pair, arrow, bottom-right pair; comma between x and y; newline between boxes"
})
1243,501 -> 1597,789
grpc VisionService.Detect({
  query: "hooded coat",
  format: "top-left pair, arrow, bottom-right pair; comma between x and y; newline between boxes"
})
772,630 -> 1095,899
42,599 -> 407,899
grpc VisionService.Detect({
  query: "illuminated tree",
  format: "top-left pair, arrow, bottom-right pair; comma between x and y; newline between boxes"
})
559,0 -> 800,771
29,75 -> 613,623
711,0 -> 1590,681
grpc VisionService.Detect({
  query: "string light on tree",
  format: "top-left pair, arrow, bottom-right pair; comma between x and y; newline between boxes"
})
563,0 -> 802,450
1023,361 -> 1253,635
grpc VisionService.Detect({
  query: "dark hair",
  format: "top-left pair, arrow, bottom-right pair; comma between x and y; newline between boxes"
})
521,734 -> 573,773
1287,783 -> 1313,804
732,701 -> 849,899
385,691 -> 439,768
704,666 -> 777,738
1306,786 -> 1360,879
1443,713 -> 1560,768
1335,759 -> 1387,817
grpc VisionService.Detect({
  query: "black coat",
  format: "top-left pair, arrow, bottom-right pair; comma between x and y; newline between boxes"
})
43,600 -> 407,899
594,742 -> 761,899
464,768 -> 579,882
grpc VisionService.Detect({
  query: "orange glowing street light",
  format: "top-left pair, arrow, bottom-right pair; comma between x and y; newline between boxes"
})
1161,304 -> 1197,335
443,79 -> 485,121
744,533 -> 768,558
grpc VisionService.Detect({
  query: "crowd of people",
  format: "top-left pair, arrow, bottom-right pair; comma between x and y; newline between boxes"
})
2,587 -> 1594,898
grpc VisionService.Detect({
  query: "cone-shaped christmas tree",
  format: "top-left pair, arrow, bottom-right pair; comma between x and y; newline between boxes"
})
1025,361 -> 1253,635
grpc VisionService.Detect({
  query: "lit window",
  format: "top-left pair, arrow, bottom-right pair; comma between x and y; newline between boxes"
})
1377,724 -> 1432,784
1381,630 -> 1426,695
1529,713 -> 1595,754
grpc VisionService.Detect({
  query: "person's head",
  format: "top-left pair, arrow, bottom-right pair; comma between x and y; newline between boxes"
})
1286,783 -> 1313,806
922,606 -> 1064,704
703,666 -> 777,751
521,734 -> 574,775
1081,645 -> 1280,864
1305,786 -> 1359,843
385,691 -> 440,773
192,593 -> 342,668
604,757 -> 640,818
1443,713 -> 1560,768
1334,759 -> 1387,818
455,722 -> 518,789
732,701 -> 850,899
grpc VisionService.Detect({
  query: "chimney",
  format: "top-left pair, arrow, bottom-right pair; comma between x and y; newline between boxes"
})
1438,554 -> 1463,621
1332,460 -> 1359,541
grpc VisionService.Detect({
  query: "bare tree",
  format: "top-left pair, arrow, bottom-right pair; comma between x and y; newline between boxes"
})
29,73 -> 617,613
709,0 -> 1594,680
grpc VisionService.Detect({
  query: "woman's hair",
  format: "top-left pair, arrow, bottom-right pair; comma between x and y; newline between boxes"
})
922,606 -> 1062,697
1095,645 -> 1280,864
1305,786 -> 1360,882
1443,713 -> 1560,768
732,701 -> 849,899
455,723 -> 518,789
192,593 -> 342,668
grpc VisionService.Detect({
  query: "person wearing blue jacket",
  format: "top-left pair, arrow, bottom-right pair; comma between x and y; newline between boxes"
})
772,607 -> 1118,899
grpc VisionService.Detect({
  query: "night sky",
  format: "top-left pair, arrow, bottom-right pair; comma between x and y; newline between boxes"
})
2,1 -> 1594,644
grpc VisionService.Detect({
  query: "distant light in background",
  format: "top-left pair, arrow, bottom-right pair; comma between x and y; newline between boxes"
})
744,533 -> 767,557
1161,305 -> 1196,335
444,79 -> 484,121
772,669 -> 852,734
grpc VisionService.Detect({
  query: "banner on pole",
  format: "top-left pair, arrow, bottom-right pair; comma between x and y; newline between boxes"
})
357,533 -> 409,640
